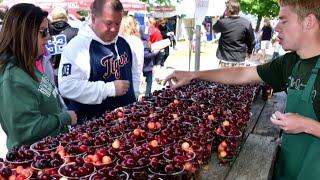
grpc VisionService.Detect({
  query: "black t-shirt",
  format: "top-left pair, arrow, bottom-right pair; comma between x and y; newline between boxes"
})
261,26 -> 273,41
213,16 -> 255,62
257,52 -> 320,119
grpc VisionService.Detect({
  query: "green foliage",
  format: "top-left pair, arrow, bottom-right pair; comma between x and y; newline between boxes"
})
240,0 -> 279,31
240,0 -> 279,18
140,0 -> 182,6
77,10 -> 90,17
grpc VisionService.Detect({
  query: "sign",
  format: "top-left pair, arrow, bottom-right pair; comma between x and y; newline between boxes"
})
150,39 -> 171,51
4,0 -> 92,10
149,6 -> 175,12
121,1 -> 147,11
195,0 -> 209,25
4,0 -> 147,11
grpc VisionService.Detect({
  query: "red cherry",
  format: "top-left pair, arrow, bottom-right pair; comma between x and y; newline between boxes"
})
219,150 -> 227,158
112,139 -> 120,149
147,122 -> 155,130
221,141 -> 228,148
155,122 -> 162,129
216,127 -> 223,135
79,145 -> 87,153
96,149 -> 107,159
184,162 -> 193,172
133,128 -> 141,136
208,114 -> 215,121
102,156 -> 112,165
165,164 -> 175,173
150,140 -> 158,148
116,111 -> 124,118
181,142 -> 190,151
222,120 -> 230,127
173,99 -> 179,104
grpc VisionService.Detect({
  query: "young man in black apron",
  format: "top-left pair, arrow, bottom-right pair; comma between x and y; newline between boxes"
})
164,0 -> 320,179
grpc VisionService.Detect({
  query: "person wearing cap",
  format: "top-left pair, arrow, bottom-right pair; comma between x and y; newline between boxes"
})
49,7 -> 79,77
58,0 -> 137,124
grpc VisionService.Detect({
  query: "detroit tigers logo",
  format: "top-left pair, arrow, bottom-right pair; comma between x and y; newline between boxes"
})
101,53 -> 129,80
62,63 -> 72,76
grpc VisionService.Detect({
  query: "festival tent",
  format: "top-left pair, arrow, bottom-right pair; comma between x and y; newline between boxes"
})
2,0 -> 147,12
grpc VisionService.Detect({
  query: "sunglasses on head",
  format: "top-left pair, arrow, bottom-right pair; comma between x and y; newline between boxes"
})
39,28 -> 50,38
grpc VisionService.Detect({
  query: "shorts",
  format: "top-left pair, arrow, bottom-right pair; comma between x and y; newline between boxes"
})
219,60 -> 249,68
261,40 -> 271,50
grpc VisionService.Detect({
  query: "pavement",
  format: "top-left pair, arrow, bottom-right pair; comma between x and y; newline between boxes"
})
149,39 -> 263,92
151,40 -> 221,92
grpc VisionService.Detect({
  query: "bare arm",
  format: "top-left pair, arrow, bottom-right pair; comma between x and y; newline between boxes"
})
164,66 -> 263,89
193,66 -> 263,84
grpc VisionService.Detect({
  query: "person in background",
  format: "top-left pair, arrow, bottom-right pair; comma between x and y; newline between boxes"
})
62,6 -> 84,29
48,7 -> 79,87
0,3 -> 77,150
119,15 -> 144,99
140,28 -> 159,97
50,7 -> 79,40
148,17 -> 163,83
148,17 -> 163,44
58,0 -> 137,124
260,18 -> 273,61
213,0 -> 255,66
0,8 -> 6,30
272,36 -> 281,60
158,18 -> 170,67
167,18 -> 177,49
165,0 -> 320,179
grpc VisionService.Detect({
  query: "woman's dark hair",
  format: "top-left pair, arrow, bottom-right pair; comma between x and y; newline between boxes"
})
0,3 -> 48,81
91,0 -> 123,17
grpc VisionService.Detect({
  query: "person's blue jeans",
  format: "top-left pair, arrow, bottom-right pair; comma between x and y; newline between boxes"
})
143,71 -> 153,97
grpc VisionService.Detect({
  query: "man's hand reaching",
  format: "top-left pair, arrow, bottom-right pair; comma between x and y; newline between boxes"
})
114,80 -> 130,96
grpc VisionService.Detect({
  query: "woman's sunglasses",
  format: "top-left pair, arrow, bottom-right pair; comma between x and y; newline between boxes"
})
39,28 -> 50,38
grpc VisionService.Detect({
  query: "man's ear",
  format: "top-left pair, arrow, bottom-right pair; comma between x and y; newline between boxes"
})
91,14 -> 96,24
304,14 -> 318,30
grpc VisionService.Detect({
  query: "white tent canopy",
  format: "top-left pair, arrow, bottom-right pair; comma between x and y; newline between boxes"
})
176,0 -> 226,18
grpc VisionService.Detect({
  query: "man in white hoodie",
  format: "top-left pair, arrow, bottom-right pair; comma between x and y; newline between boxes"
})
58,0 -> 137,124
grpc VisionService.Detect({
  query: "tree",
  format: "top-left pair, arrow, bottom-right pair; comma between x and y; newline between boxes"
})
240,0 -> 279,31
140,0 -> 182,6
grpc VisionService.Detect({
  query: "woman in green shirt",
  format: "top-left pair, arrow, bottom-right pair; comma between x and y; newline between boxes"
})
0,3 -> 77,150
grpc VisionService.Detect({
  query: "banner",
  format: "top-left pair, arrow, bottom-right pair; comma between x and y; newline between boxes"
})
194,0 -> 209,25
4,0 -> 147,11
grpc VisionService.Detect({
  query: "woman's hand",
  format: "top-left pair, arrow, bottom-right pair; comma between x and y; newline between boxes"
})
67,111 -> 77,125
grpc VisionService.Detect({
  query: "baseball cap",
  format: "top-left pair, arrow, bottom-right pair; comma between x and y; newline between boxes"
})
51,7 -> 68,22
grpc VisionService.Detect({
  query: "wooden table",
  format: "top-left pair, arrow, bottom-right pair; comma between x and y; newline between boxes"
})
200,92 -> 287,180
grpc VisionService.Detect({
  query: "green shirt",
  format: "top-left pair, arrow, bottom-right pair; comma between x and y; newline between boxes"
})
257,52 -> 320,119
0,62 -> 71,150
